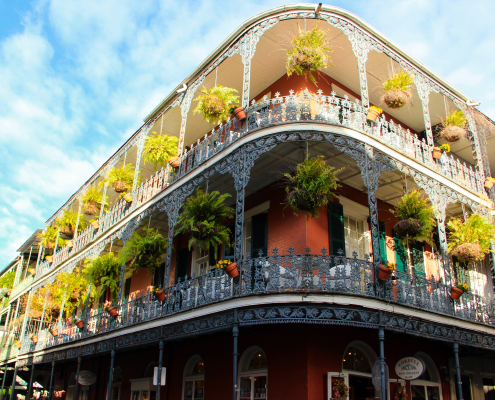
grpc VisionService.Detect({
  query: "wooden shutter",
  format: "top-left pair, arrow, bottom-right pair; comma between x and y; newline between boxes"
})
176,248 -> 190,281
393,233 -> 407,273
327,202 -> 345,256
411,242 -> 425,275
379,221 -> 387,264
251,213 -> 268,258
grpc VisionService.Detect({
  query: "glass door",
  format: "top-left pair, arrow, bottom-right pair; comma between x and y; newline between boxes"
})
239,375 -> 267,399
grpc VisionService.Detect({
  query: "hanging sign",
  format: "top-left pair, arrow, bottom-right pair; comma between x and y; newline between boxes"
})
372,360 -> 389,392
78,370 -> 97,386
395,357 -> 424,380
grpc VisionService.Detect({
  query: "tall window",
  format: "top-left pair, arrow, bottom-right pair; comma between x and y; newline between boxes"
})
238,347 -> 267,400
344,214 -> 367,260
183,355 -> 205,400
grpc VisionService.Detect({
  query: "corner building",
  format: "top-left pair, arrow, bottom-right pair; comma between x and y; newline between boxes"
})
2,4 -> 495,400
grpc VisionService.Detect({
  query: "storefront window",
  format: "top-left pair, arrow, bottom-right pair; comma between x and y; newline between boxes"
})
238,347 -> 267,400
411,353 -> 442,400
183,356 -> 205,400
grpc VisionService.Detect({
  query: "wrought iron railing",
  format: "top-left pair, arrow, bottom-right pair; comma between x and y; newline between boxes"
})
16,249 -> 494,356
28,91 -> 484,290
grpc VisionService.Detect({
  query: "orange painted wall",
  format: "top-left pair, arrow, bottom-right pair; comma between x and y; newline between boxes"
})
129,267 -> 153,296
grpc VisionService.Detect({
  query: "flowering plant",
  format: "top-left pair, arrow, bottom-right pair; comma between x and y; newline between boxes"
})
333,380 -> 349,400
455,282 -> 469,293
103,301 -> 112,311
71,317 -> 80,325
369,105 -> 383,114
216,260 -> 232,269
385,262 -> 395,271
151,286 -> 162,294
229,104 -> 241,114
440,144 -> 450,152
395,385 -> 406,400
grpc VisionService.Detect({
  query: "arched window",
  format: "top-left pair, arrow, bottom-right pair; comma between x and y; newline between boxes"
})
411,352 -> 442,400
183,355 -> 205,400
238,346 -> 267,400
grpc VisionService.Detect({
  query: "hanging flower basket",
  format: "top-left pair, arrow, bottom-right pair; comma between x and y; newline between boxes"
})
366,106 -> 382,122
153,288 -> 166,302
106,306 -> 118,317
112,180 -> 127,193
381,71 -> 414,109
49,328 -> 58,337
378,264 -> 393,280
440,126 -> 465,143
230,105 -> 246,121
83,202 -> 98,216
394,218 -> 423,239
31,335 -> 38,344
450,243 -> 482,262
485,177 -> 495,189
382,89 -> 410,109
63,226 -> 74,237
168,157 -> 180,168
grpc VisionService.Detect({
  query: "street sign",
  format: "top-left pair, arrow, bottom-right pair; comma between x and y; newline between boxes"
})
372,360 -> 389,393
153,367 -> 166,386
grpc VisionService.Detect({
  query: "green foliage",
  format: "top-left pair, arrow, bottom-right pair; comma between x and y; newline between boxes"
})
286,26 -> 333,86
38,226 -> 65,250
193,85 -> 239,125
56,268 -> 93,316
84,252 -> 121,301
175,189 -> 235,258
391,190 -> 436,245
0,271 -> 15,290
81,185 -> 109,214
101,163 -> 140,192
142,132 -> 179,170
120,227 -> 168,274
444,110 -> 467,128
283,156 -> 342,220
55,209 -> 87,235
382,70 -> 414,92
447,214 -> 495,261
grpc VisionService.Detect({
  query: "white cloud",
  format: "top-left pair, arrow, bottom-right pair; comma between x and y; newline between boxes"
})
447,68 -> 483,88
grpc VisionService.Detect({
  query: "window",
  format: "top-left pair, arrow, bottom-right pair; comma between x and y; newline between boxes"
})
411,352 -> 442,400
344,214 -> 367,260
192,248 -> 210,277
243,201 -> 270,259
238,347 -> 267,400
183,355 -> 205,400
130,378 -> 156,400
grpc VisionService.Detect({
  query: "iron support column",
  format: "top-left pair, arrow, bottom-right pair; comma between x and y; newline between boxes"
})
0,364 -> 8,400
8,366 -> 17,400
233,309 -> 239,400
27,365 -> 35,400
106,350 -> 115,400
379,327 -> 386,400
48,361 -> 55,400
454,342 -> 463,400
74,356 -> 81,400
157,341 -> 164,399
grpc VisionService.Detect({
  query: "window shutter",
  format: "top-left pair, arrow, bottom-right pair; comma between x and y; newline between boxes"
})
251,213 -> 268,258
176,248 -> 190,281
327,202 -> 345,256
124,277 -> 131,300
393,232 -> 407,273
153,262 -> 166,288
223,223 -> 235,261
379,221 -> 387,264
411,242 -> 425,275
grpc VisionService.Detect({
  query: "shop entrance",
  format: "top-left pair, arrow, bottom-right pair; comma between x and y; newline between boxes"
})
349,375 -> 374,400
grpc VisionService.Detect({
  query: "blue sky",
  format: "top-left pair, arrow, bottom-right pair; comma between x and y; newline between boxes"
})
0,0 -> 494,266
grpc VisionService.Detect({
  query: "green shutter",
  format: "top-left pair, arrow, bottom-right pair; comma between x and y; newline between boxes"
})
176,248 -> 190,281
411,242 -> 425,275
327,202 -> 345,256
379,221 -> 387,264
251,213 -> 268,258
393,233 -> 407,273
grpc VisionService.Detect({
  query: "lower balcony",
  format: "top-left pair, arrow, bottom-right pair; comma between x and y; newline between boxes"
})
15,249 -> 495,356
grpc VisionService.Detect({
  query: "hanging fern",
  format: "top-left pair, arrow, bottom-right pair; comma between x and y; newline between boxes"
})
286,26 -> 334,86
38,226 -> 66,250
175,189 -> 235,258
381,70 -> 414,109
101,163 -> 140,193
142,132 -> 179,170
120,227 -> 168,274
84,252 -> 122,301
55,209 -> 87,237
193,85 -> 239,125
81,186 -> 110,216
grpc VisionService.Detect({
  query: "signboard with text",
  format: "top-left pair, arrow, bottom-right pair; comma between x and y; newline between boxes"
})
395,357 -> 424,380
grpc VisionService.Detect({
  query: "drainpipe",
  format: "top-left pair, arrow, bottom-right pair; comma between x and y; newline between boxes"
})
8,365 -> 17,400
48,361 -> 55,400
379,327 -> 386,400
106,350 -> 115,400
74,356 -> 81,400
233,309 -> 239,400
454,342 -> 463,400
157,341 -> 164,399
26,365 -> 35,400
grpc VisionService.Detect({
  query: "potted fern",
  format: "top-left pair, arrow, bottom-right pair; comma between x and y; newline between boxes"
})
38,227 -> 65,250
432,144 -> 450,159
175,189 -> 235,260
120,227 -> 168,274
193,85 -> 240,125
142,132 -> 180,170
81,186 -> 109,216
440,110 -> 467,142
84,252 -> 121,302
391,190 -> 436,270
447,214 -> 495,263
55,210 -> 87,237
286,25 -> 333,86
381,70 -> 414,109
101,163 -> 139,193
283,156 -> 342,220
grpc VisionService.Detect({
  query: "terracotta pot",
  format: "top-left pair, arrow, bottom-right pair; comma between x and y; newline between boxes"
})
485,178 -> 495,189
168,157 -> 180,168
31,335 -> 38,344
225,262 -> 239,278
15,342 -> 21,349
378,264 -> 392,280
154,289 -> 166,302
366,109 -> 381,122
45,256 -> 53,263
91,221 -> 100,230
123,193 -> 133,203
75,319 -> 84,329
107,306 -> 118,317
50,328 -> 58,337
432,148 -> 443,159
66,240 -> 73,248
451,287 -> 464,300
231,106 -> 246,121
6,290 -> 11,297
28,269 -> 36,276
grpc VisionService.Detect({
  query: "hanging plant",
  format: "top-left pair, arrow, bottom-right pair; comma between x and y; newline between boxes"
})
447,214 -> 495,263
120,227 -> 168,274
193,85 -> 239,125
54,210 -> 87,237
38,227 -> 65,250
283,156 -> 342,220
286,25 -> 334,86
395,385 -> 407,400
175,189 -> 235,258
101,163 -> 140,193
440,110 -> 467,143
381,70 -> 414,109
0,272 -> 15,293
84,252 -> 121,301
142,132 -> 179,170
81,186 -> 109,216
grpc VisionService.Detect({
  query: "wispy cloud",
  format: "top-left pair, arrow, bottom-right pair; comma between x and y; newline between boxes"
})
0,0 -> 494,266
